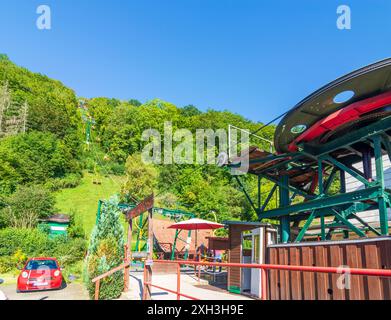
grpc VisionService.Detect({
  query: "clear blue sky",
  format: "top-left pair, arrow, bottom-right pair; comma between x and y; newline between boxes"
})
1,0 -> 391,123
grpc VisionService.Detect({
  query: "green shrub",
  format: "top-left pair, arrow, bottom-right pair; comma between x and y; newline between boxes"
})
0,228 -> 49,256
67,210 -> 85,239
0,132 -> 80,195
0,228 -> 87,269
47,236 -> 87,267
45,173 -> 82,191
86,237 -> 124,300
0,256 -> 15,273
0,185 -> 55,228
107,162 -> 125,176
85,196 -> 125,300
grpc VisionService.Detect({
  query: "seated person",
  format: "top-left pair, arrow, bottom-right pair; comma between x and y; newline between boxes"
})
196,243 -> 208,261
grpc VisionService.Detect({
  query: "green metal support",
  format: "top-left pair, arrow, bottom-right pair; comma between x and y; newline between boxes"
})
320,215 -> 326,240
258,176 -> 261,210
332,210 -> 366,238
295,210 -> 316,242
324,167 -> 338,195
259,186 -> 383,219
259,173 -> 314,200
381,134 -> 391,163
171,229 -> 180,260
318,159 -> 324,195
234,176 -> 258,214
323,155 -> 371,187
279,175 -> 290,243
135,214 -> 145,252
372,135 -> 389,236
259,184 -> 277,212
95,200 -> 102,224
349,213 -> 382,236
184,230 -> 192,260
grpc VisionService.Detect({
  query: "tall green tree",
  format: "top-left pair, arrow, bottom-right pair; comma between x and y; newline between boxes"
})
86,196 -> 125,300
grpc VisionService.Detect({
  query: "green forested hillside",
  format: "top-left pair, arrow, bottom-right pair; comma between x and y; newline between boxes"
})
0,55 -> 277,232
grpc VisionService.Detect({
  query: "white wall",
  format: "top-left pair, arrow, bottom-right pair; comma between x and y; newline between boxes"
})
345,154 -> 391,224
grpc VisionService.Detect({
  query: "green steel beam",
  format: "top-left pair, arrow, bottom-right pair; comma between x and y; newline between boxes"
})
348,213 -> 381,236
234,176 -> 258,214
184,230 -> 192,260
322,155 -> 371,187
259,184 -> 277,212
95,200 -> 103,225
381,134 -> 391,163
279,175 -> 291,243
171,229 -> 181,260
258,176 -> 261,210
258,186 -> 383,219
332,209 -> 366,237
320,215 -> 326,240
318,159 -> 324,195
255,155 -> 303,174
258,173 -> 314,200
324,167 -> 338,195
228,152 -> 302,168
372,135 -> 389,236
295,210 -> 316,242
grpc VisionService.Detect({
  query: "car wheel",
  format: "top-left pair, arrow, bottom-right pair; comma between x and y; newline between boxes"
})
60,278 -> 67,290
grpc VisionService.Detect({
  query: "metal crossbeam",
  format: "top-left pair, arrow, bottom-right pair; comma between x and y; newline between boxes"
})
258,186 -> 383,219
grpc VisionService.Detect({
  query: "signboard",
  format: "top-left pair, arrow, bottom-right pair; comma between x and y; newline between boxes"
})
125,194 -> 154,221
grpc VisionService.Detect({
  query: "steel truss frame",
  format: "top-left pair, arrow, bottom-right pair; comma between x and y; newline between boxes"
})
229,115 -> 391,243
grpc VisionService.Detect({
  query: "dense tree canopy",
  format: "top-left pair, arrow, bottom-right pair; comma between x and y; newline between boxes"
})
0,56 -> 277,227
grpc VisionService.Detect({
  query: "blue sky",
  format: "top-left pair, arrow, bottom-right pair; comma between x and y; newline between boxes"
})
1,0 -> 391,123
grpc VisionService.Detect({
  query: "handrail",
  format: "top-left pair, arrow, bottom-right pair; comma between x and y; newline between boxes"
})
91,261 -> 132,300
154,259 -> 391,277
91,262 -> 130,283
143,259 -> 391,301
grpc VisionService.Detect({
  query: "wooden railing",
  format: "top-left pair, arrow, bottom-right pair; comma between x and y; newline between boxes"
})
91,261 -> 131,300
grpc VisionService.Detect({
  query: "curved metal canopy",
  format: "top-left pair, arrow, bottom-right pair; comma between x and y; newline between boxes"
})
274,58 -> 391,154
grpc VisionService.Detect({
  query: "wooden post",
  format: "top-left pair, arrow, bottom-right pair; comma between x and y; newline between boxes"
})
124,220 -> 133,292
94,279 -> 100,300
176,263 -> 181,300
143,208 -> 153,300
142,263 -> 148,300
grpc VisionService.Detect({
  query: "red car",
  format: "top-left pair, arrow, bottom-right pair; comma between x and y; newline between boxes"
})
17,257 -> 64,292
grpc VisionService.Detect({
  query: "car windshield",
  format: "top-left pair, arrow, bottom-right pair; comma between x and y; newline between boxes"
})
25,260 -> 58,270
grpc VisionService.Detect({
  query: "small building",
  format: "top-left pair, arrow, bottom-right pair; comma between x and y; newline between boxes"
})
224,221 -> 277,299
40,214 -> 70,237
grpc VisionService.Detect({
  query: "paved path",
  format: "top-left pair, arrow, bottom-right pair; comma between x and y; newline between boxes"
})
1,283 -> 89,300
126,271 -> 253,300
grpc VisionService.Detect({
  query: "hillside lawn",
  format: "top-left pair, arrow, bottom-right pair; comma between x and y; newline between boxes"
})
55,172 -> 125,237
55,172 -> 168,249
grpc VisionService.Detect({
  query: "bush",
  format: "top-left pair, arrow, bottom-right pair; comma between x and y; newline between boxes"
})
0,228 -> 49,256
44,173 -> 82,191
0,131 -> 80,195
0,256 -> 15,273
67,211 -> 85,239
107,162 -> 125,176
0,228 -> 87,269
46,235 -> 87,267
0,185 -> 55,228
85,196 -> 125,300
86,237 -> 124,300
